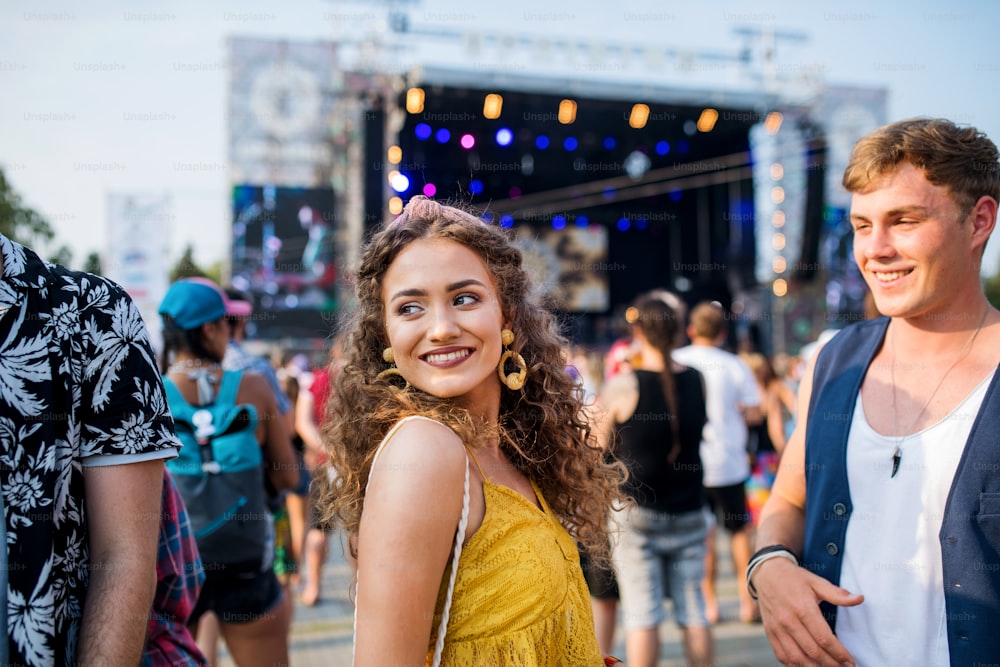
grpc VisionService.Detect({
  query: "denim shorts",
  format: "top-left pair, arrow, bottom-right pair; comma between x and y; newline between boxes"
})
610,505 -> 710,630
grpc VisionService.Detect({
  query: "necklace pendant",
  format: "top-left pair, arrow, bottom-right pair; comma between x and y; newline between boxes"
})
891,446 -> 902,478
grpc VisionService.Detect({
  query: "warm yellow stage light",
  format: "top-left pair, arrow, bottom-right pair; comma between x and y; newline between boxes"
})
558,99 -> 577,124
696,108 -> 719,132
483,93 -> 503,119
764,111 -> 783,134
629,104 -> 650,129
406,87 -> 425,114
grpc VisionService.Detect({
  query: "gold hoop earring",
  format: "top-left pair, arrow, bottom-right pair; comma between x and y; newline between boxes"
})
377,347 -> 408,387
497,329 -> 527,391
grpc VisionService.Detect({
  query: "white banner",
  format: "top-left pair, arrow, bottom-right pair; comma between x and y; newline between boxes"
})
228,37 -> 340,187
106,193 -> 172,353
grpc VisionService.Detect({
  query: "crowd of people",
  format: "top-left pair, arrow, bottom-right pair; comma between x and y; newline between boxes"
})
1,116 -> 998,666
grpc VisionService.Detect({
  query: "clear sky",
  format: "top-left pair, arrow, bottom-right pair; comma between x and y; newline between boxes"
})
2,0 -> 999,275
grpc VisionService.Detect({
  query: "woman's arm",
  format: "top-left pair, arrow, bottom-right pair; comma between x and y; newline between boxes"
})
294,388 -> 325,469
354,418 -> 469,665
592,372 -> 637,451
765,381 -> 788,455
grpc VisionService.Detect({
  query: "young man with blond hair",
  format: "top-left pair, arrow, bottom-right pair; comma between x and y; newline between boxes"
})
751,118 -> 1000,666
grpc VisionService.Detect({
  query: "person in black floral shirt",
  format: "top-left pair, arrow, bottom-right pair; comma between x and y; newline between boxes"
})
0,233 -> 179,666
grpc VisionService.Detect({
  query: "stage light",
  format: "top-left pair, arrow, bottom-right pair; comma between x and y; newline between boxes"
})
535,135 -> 550,149
764,111 -> 784,134
616,217 -> 630,231
771,186 -> 785,204
415,123 -> 432,140
387,145 -> 402,164
469,179 -> 484,195
655,141 -> 670,155
772,233 -> 786,250
770,163 -> 784,180
406,87 -> 425,114
558,99 -> 577,124
635,218 -> 648,230
696,108 -> 719,132
389,197 -> 403,215
521,154 -> 534,175
500,214 -> 514,228
773,257 -> 787,273
669,189 -> 682,201
460,134 -> 475,149
625,306 -> 639,323
575,214 -> 589,227
552,215 -> 566,230
483,93 -> 503,119
423,183 -> 437,197
495,128 -> 513,146
625,150 -> 651,180
772,210 -> 785,228
388,171 -> 410,193
773,278 -> 788,297
563,136 -> 578,151
603,136 -> 616,150
629,104 -> 650,129
677,140 -> 689,154
481,212 -> 494,223
435,128 -> 451,143
603,188 -> 616,200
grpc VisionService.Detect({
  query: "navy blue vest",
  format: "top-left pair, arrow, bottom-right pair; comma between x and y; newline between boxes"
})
802,317 -> 1000,666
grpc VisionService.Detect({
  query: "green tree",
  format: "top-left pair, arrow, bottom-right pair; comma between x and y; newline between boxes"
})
83,252 -> 103,276
170,244 -> 208,282
986,269 -> 1000,310
48,245 -> 73,268
0,167 -> 54,246
168,245 -> 225,284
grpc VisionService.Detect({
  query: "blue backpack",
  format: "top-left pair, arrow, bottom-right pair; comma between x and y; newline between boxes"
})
163,370 -> 272,573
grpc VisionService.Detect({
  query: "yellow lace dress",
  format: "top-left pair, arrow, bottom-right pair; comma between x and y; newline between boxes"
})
426,450 -> 603,666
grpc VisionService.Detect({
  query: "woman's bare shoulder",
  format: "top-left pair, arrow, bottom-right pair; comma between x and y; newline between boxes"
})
369,416 -> 468,491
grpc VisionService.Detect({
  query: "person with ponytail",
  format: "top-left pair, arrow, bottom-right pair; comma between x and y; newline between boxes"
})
595,292 -> 713,667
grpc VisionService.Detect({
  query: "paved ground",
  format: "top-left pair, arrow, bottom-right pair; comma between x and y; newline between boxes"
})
219,531 -> 780,666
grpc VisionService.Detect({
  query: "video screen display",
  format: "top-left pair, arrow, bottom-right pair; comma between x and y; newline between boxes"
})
231,184 -> 337,340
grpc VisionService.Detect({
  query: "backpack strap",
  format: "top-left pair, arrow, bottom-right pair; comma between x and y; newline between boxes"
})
162,375 -> 194,421
215,370 -> 244,406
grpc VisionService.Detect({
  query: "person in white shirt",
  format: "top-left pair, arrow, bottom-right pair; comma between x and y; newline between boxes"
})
673,301 -> 762,624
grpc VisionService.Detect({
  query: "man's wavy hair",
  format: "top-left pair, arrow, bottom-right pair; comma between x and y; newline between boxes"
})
843,117 -> 1000,218
319,196 -> 625,561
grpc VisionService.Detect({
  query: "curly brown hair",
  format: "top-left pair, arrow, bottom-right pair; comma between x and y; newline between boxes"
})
318,196 -> 625,561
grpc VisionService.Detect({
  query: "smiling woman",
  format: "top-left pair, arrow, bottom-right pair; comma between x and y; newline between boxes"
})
320,196 -> 626,666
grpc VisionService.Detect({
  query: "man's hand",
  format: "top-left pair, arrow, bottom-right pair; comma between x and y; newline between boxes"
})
754,557 -> 863,667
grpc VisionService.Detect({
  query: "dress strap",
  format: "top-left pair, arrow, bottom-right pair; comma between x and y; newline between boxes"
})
464,445 -> 488,480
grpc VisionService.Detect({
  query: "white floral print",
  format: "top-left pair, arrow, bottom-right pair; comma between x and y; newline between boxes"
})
0,234 -> 178,666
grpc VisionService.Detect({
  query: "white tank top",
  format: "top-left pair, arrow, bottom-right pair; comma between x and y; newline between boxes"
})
837,370 -> 994,666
